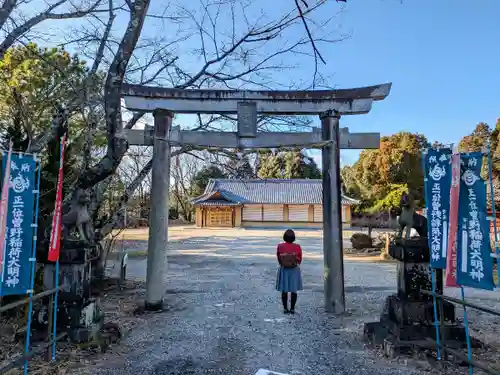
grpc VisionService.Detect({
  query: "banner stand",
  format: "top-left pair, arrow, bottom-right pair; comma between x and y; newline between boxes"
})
23,155 -> 41,375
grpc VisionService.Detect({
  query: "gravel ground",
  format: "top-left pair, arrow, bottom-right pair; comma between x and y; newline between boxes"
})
71,229 -> 498,375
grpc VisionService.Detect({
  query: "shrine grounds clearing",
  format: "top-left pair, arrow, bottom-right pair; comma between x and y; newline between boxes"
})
81,227 -> 500,375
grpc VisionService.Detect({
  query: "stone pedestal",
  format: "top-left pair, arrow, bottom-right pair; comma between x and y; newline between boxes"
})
35,245 -> 103,344
364,238 -> 468,357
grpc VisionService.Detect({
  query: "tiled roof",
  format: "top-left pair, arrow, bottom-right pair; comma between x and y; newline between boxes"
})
192,179 -> 359,205
195,200 -> 241,206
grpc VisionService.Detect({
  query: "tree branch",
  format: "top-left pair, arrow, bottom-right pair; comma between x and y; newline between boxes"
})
100,146 -> 191,238
90,0 -> 116,75
0,0 -> 107,59
0,0 -> 17,31
78,0 -> 152,189
125,112 -> 145,130
294,0 -> 325,86
28,105 -> 68,154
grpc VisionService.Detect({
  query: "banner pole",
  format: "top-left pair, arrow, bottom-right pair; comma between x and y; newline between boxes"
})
421,147 -> 441,360
51,258 -> 59,360
23,155 -> 41,375
430,268 -> 441,359
51,135 -> 65,361
0,142 -> 13,298
461,286 -> 473,375
486,142 -> 500,285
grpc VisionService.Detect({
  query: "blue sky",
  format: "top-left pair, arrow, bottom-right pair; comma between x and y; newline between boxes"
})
143,0 -> 499,167
307,0 -> 500,166
26,0 -> 500,168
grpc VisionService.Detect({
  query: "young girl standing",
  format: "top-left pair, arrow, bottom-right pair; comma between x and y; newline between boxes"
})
275,229 -> 303,314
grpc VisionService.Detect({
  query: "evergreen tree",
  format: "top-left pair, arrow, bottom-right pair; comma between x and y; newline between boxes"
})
0,44 -> 101,249
459,123 -> 492,152
341,132 -> 429,210
284,150 -> 301,178
459,121 -> 500,210
303,154 -> 322,179
1,115 -> 29,151
225,153 -> 254,179
255,150 -> 270,175
284,149 -> 321,179
256,149 -> 321,179
257,150 -> 283,178
190,165 -> 226,197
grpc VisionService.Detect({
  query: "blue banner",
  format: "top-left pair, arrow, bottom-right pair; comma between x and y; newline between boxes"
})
423,148 -> 452,269
456,152 -> 495,290
0,153 -> 37,296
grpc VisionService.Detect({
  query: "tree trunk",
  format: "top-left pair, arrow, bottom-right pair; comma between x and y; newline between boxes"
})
77,0 -> 151,190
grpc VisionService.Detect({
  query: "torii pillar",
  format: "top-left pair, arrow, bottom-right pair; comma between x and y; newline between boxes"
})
321,111 -> 345,313
145,110 -> 173,310
121,83 -> 392,313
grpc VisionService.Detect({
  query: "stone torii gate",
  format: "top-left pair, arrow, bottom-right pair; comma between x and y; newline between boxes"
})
121,83 -> 392,314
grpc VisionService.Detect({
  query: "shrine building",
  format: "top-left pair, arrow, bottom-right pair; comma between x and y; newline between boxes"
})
192,179 -> 359,228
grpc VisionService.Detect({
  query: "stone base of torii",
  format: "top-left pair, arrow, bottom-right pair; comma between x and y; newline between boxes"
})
120,83 -> 392,314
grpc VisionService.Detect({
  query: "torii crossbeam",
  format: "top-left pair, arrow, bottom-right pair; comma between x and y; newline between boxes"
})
120,82 -> 392,314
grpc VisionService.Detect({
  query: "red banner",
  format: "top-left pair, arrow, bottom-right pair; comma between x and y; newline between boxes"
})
445,153 -> 460,287
0,143 -> 13,279
48,134 -> 67,262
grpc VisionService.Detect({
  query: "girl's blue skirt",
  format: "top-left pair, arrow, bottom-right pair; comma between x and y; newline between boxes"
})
275,266 -> 303,293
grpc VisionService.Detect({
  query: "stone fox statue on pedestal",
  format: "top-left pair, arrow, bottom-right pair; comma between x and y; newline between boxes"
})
398,192 -> 428,240
61,188 -> 94,247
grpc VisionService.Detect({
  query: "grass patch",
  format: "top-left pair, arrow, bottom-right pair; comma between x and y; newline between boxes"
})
344,254 -> 395,263
126,250 -> 148,258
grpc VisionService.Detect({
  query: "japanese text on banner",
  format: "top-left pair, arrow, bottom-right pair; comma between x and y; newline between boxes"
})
0,153 -> 37,296
423,148 -> 452,269
456,152 -> 495,290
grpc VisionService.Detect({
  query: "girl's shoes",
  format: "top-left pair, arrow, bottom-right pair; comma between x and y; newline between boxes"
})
283,308 -> 290,314
289,309 -> 295,314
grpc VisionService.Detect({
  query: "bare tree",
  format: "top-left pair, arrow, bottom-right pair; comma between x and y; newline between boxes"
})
117,145 -> 152,219
170,152 -> 206,222
1,0 -> 349,242
0,0 -> 117,59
